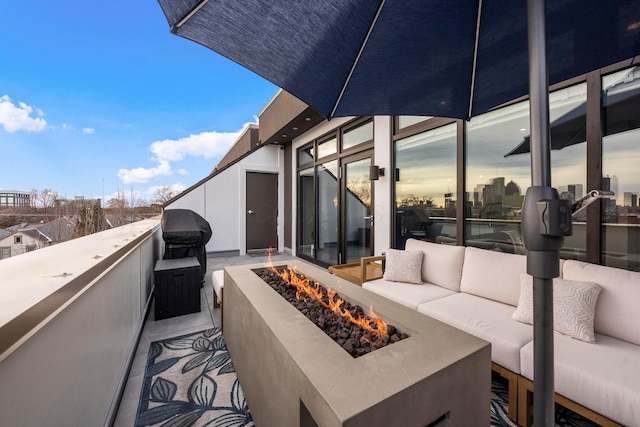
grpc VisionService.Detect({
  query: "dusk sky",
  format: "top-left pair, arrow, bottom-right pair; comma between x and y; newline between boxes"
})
0,1 -> 277,203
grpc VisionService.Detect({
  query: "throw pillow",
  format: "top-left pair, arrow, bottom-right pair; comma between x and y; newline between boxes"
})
512,274 -> 602,343
383,248 -> 423,284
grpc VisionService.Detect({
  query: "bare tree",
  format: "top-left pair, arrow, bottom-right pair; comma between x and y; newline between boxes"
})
153,186 -> 177,204
30,188 -> 61,220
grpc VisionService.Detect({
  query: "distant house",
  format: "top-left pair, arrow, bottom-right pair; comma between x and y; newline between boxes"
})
0,217 -> 75,259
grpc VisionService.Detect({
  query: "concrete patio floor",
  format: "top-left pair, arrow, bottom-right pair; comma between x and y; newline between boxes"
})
113,251 -> 297,426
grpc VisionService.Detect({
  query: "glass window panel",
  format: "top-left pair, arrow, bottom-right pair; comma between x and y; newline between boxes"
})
316,160 -> 339,265
394,123 -> 457,249
398,116 -> 432,129
297,167 -> 315,258
317,136 -> 337,158
465,83 -> 586,257
298,145 -> 313,166
345,158 -> 372,263
601,67 -> 640,271
342,121 -> 373,150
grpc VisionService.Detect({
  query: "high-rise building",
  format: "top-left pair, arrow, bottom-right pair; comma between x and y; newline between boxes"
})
623,192 -> 638,207
568,184 -> 583,201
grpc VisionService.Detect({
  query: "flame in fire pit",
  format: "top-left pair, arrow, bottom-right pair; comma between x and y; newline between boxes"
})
267,251 -> 389,342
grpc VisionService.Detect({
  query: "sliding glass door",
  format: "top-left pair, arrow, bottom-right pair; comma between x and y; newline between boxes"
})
342,154 -> 373,264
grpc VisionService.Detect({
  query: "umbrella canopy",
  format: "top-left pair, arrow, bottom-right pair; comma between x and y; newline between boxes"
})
157,1 -> 640,425
158,0 -> 640,121
505,66 -> 640,157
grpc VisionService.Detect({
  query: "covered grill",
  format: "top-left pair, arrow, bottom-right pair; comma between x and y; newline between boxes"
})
161,209 -> 212,282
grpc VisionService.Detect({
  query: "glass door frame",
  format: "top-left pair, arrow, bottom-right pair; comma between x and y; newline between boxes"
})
340,150 -> 375,264
295,117 -> 375,268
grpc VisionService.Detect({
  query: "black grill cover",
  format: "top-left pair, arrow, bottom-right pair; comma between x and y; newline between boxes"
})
161,209 -> 212,246
161,209 -> 212,281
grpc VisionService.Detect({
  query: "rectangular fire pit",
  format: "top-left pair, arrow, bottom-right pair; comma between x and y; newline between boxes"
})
223,260 -> 490,427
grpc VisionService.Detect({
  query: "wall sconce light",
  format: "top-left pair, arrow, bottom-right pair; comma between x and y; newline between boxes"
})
369,166 -> 385,180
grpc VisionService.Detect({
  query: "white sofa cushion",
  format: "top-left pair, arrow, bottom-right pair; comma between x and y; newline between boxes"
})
417,293 -> 533,373
363,279 -> 456,310
405,239 -> 465,292
562,260 -> 640,345
212,270 -> 224,302
383,248 -> 423,284
512,274 -> 602,343
520,334 -> 640,426
460,246 -> 528,306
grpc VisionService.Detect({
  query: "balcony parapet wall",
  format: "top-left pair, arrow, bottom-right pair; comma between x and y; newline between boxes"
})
0,219 -> 162,426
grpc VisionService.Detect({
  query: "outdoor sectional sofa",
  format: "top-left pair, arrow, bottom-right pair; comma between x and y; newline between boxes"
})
360,238 -> 640,427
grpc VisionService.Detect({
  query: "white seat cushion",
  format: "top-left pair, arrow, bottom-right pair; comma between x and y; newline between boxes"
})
460,246 -> 528,306
418,293 -> 532,373
362,278 -> 456,310
405,239 -> 465,292
520,333 -> 640,426
212,270 -> 224,302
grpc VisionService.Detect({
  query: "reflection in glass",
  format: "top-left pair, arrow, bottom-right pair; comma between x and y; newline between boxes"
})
298,145 -> 313,165
602,67 -> 640,271
394,123 -> 457,248
398,116 -> 431,129
345,158 -> 372,263
317,161 -> 339,265
465,83 -> 587,258
317,136 -> 337,159
342,121 -> 373,151
297,168 -> 315,258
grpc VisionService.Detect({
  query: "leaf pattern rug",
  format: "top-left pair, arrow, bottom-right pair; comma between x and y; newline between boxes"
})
135,328 -> 253,427
135,328 -> 598,427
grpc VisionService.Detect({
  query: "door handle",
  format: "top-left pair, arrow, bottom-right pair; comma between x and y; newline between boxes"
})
248,210 -> 254,215
363,215 -> 374,225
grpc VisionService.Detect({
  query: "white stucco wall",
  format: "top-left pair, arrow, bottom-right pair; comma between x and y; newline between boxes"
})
372,116 -> 393,255
166,144 -> 284,255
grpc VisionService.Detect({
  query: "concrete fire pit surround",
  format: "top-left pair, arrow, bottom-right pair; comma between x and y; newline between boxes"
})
223,260 -> 491,427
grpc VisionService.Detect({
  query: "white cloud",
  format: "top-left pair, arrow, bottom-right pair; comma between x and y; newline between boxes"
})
0,95 -> 47,132
117,123 -> 252,184
83,127 -> 95,134
149,128 -> 244,162
118,160 -> 172,184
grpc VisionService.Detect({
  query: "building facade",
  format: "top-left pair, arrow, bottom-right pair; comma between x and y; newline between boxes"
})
168,60 -> 640,272
0,191 -> 31,208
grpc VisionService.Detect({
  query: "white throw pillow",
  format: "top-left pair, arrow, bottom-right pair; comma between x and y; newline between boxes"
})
512,273 -> 602,343
383,248 -> 423,284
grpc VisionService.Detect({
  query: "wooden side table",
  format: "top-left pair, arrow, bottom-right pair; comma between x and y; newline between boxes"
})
328,255 -> 385,285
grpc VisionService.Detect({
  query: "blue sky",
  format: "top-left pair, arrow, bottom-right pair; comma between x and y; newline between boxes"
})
0,1 -> 277,204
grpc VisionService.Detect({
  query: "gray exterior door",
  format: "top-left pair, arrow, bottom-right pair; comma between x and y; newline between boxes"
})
246,172 -> 278,251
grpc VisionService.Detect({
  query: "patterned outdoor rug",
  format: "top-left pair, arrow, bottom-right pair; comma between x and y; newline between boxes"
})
136,328 -> 598,427
490,372 -> 598,427
135,328 -> 253,427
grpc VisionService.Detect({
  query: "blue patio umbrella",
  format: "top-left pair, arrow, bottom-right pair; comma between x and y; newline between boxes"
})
157,0 -> 640,425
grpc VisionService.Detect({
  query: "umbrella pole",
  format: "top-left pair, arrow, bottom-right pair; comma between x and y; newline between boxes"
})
523,0 -> 564,426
